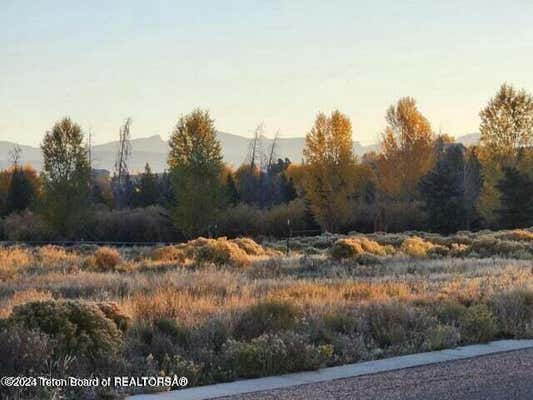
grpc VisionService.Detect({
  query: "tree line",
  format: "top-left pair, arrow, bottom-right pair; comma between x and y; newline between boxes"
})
1,83 -> 532,241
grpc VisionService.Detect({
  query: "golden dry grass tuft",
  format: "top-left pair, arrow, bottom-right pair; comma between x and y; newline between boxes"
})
498,229 -> 533,242
166,236 -> 277,268
231,237 -> 280,257
401,236 -> 435,257
84,247 -> 122,271
330,237 -> 392,259
150,245 -> 186,263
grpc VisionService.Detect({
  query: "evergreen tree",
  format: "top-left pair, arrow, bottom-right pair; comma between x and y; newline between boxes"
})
280,174 -> 297,203
0,170 -> 10,216
111,173 -> 135,208
496,167 -> 533,228
89,177 -> 107,206
136,163 -> 159,207
419,144 -> 467,233
6,167 -> 36,214
463,148 -> 483,230
157,171 -> 174,207
225,173 -> 240,206
235,164 -> 261,205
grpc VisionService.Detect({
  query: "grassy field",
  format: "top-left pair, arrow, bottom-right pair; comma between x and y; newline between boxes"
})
3,230 -> 533,399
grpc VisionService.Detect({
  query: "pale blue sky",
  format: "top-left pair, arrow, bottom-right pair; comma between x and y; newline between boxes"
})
1,0 -> 533,146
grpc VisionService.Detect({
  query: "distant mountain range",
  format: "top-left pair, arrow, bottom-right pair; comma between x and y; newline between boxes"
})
0,132 -> 481,173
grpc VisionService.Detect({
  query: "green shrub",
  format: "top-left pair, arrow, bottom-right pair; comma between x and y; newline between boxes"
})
9,300 -> 125,367
218,200 -> 307,238
0,325 -> 56,399
458,304 -> 497,343
217,204 -> 262,237
365,302 -> 432,348
427,244 -> 450,257
424,324 -> 460,350
469,237 -> 531,258
434,300 -> 468,325
159,354 -> 202,386
154,318 -> 191,348
323,312 -> 358,335
84,206 -> 176,242
0,324 -> 53,376
221,332 -> 332,378
354,253 -> 382,265
234,301 -> 300,340
307,235 -> 337,249
191,317 -> 232,353
126,319 -> 192,363
303,246 -> 323,255
261,199 -> 307,237
3,210 -> 52,241
490,289 -> 533,338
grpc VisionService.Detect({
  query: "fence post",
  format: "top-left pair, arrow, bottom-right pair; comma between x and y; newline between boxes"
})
286,218 -> 291,256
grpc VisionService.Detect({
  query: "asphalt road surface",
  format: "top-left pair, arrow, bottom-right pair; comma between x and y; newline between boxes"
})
221,348 -> 533,400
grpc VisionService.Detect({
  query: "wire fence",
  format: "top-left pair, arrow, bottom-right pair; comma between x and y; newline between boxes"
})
0,229 -> 324,249
0,240 -> 179,248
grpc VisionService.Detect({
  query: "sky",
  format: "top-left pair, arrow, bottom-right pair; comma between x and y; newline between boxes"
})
1,0 -> 533,146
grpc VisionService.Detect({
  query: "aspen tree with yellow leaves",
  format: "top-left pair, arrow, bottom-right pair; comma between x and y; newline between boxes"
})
377,97 -> 435,202
303,110 -> 357,232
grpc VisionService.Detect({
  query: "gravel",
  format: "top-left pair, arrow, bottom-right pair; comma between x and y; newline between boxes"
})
221,348 -> 533,400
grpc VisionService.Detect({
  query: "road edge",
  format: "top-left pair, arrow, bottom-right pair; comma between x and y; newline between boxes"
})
128,339 -> 533,400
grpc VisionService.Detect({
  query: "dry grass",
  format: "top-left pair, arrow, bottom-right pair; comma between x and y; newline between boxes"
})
0,231 -> 533,390
0,288 -> 53,318
5,230 -> 533,394
37,245 -> 79,266
3,252 -> 532,327
0,247 -> 33,280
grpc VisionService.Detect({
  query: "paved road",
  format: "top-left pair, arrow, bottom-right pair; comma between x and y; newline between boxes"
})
221,349 -> 533,400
